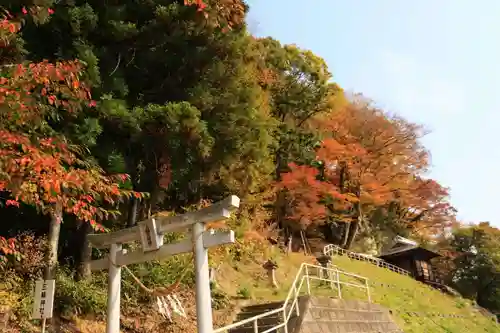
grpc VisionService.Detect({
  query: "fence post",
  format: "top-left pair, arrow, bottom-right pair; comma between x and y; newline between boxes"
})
365,279 -> 371,303
305,266 -> 311,295
282,308 -> 288,333
336,270 -> 342,299
294,284 -> 300,315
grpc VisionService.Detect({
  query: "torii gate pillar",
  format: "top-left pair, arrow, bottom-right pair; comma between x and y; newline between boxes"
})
87,195 -> 240,333
193,221 -> 212,333
106,244 -> 122,333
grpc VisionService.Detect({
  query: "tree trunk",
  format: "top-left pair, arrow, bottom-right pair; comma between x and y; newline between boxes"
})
76,222 -> 93,280
44,206 -> 62,280
274,133 -> 287,180
344,219 -> 360,250
300,230 -> 307,255
343,181 -> 362,250
127,196 -> 138,227
338,163 -> 350,248
146,186 -> 161,219
275,190 -> 287,228
345,202 -> 362,250
286,228 -> 293,253
341,222 -> 350,248
275,149 -> 283,180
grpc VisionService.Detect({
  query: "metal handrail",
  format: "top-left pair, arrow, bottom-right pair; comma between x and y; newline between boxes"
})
213,262 -> 370,333
323,244 -> 411,276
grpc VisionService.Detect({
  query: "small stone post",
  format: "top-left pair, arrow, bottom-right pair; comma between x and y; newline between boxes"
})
263,260 -> 279,289
209,265 -> 217,288
316,254 -> 332,287
209,266 -> 216,283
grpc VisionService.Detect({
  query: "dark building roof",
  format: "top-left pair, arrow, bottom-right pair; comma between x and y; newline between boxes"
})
378,236 -> 441,260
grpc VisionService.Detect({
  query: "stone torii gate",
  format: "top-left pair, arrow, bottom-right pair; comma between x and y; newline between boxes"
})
86,195 -> 240,333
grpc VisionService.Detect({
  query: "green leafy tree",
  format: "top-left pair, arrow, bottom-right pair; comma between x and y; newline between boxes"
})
448,222 -> 500,312
251,37 -> 346,177
7,0 -> 278,227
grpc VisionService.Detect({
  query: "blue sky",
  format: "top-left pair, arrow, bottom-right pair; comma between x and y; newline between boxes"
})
247,0 -> 500,227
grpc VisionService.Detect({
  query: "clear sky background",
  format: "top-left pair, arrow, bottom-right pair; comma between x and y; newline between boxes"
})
246,0 -> 500,227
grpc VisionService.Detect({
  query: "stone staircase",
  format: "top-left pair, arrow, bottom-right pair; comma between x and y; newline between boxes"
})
225,296 -> 402,333
299,297 -> 403,333
227,301 -> 287,333
215,250 -> 403,333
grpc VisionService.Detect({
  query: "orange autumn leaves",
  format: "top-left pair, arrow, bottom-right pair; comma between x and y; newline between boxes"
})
184,0 -> 246,31
279,102 -> 454,234
0,8 -> 142,230
0,5 -> 54,44
0,60 -> 94,125
0,130 -> 136,227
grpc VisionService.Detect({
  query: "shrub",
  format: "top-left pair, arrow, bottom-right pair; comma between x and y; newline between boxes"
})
9,233 -> 46,280
120,254 -> 195,307
55,268 -> 107,316
236,286 -> 252,299
211,282 -> 230,310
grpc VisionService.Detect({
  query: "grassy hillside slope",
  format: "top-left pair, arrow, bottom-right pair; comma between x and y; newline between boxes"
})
217,249 -> 500,333
331,254 -> 500,333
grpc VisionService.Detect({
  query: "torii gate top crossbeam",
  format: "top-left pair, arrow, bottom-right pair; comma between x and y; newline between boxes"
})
87,195 -> 240,249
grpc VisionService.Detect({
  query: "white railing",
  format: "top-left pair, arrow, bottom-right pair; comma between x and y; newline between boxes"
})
213,263 -> 371,333
323,244 -> 411,276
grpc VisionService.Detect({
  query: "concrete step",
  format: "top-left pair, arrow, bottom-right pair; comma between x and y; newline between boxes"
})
300,320 -> 403,333
228,301 -> 286,333
237,310 -> 283,320
309,297 -> 380,310
300,297 -> 403,333
242,301 -> 285,312
231,316 -> 282,330
229,325 -> 281,333
306,307 -> 393,322
226,296 -> 403,333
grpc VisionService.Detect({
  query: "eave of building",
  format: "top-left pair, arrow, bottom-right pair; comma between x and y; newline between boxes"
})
378,245 -> 441,260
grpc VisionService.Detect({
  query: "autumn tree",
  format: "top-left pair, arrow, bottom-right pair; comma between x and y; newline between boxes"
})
9,0 -> 278,229
393,178 -> 456,236
245,37 -> 346,249
0,6 -> 140,279
279,98 -> 451,250
250,37 -> 346,178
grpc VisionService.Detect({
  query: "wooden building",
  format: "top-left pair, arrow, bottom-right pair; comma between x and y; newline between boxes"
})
378,236 -> 445,288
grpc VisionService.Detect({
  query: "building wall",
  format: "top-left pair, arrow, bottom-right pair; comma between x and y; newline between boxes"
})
384,256 -> 416,275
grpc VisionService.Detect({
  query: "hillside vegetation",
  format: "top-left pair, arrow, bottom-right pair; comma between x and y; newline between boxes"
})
1,240 -> 312,332
2,235 -> 499,333
217,250 -> 500,333
213,250 -> 500,333
213,249 -> 500,333
331,255 -> 500,333
0,1 -> 499,331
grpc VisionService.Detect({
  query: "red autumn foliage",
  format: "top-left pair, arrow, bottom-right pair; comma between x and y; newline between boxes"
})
279,101 -> 455,237
280,163 -> 334,226
0,236 -> 16,255
0,235 -> 19,270
184,0 -> 247,31
403,177 -> 456,236
0,8 -> 143,230
184,0 -> 208,11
